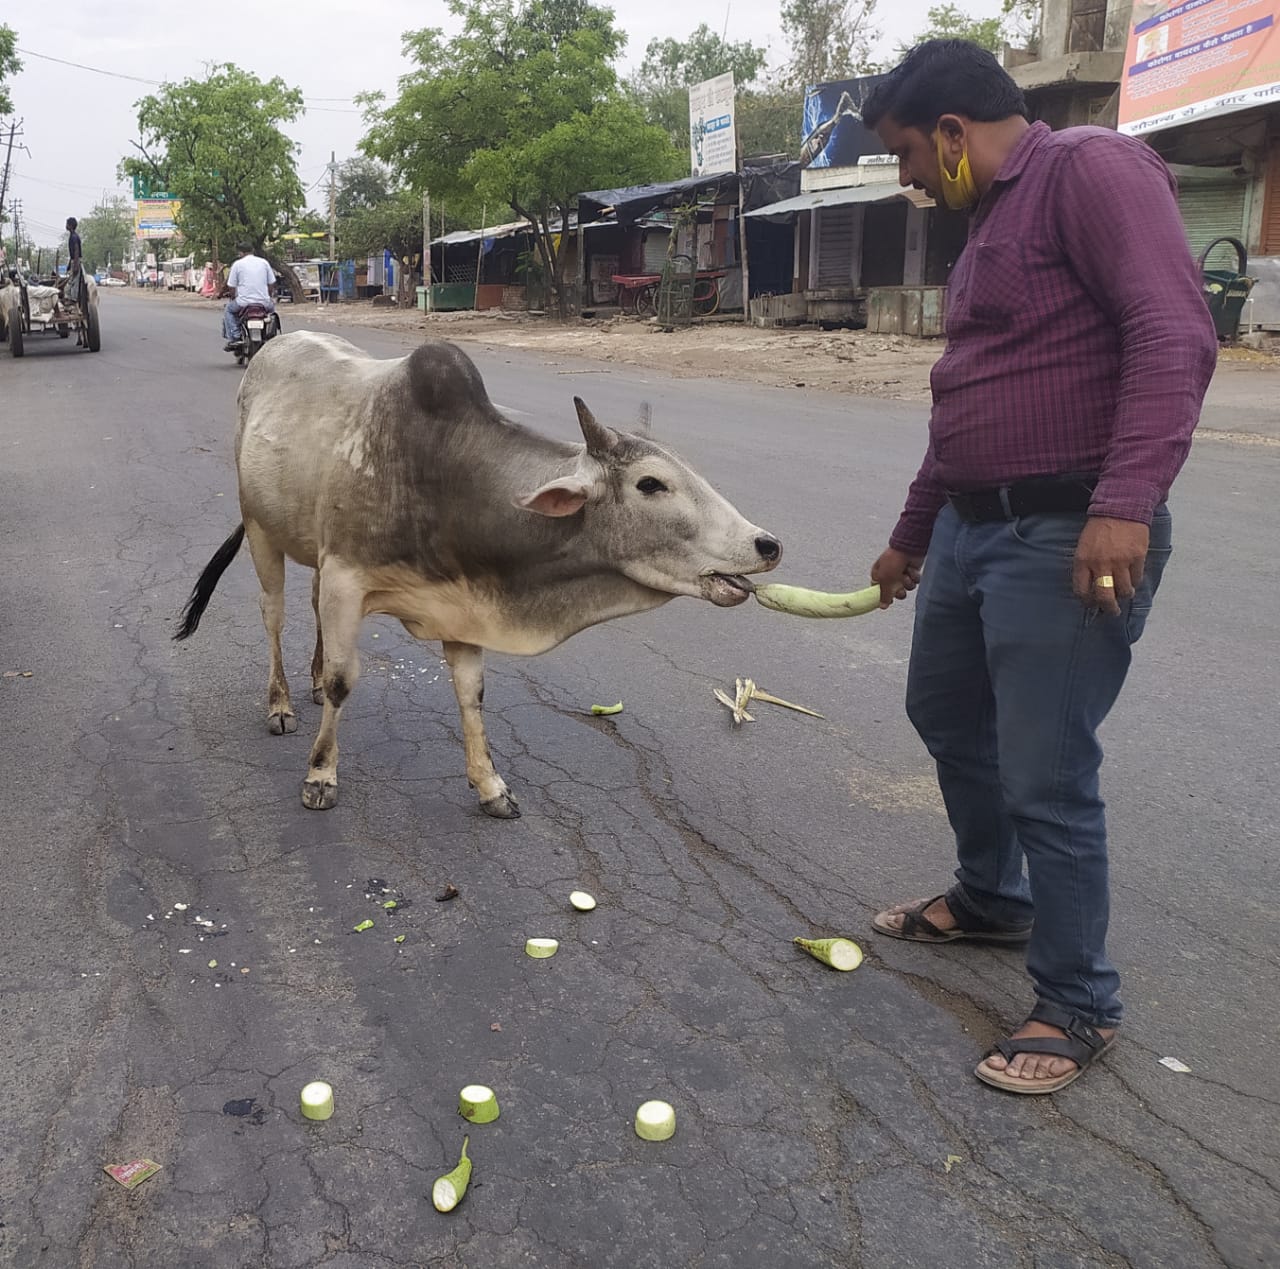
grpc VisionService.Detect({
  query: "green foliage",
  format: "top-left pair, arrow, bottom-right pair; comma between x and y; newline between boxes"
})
361,0 -> 681,313
780,0 -> 881,89
339,187 -> 425,261
121,65 -> 304,264
898,3 -> 1004,55
0,25 -> 21,118
898,0 -> 1040,58
624,23 -> 799,157
77,196 -> 135,272
335,157 -> 393,219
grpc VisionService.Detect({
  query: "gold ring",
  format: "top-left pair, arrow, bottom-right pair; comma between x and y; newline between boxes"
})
1096,575 -> 1115,589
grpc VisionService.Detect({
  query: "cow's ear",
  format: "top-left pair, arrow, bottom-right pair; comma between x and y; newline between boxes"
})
515,477 -> 591,518
575,397 -> 618,457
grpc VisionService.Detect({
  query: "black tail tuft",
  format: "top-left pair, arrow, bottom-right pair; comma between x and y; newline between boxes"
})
174,524 -> 246,641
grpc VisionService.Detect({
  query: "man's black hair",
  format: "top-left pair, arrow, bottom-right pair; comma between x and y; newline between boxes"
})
863,39 -> 1027,131
66,217 -> 78,230
236,240 -> 254,253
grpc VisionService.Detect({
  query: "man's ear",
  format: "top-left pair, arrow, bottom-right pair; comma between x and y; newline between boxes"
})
515,476 -> 591,518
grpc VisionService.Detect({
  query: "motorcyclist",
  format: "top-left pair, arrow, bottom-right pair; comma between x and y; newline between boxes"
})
220,241 -> 276,351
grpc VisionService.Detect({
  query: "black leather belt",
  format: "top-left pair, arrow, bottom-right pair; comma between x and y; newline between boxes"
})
946,475 -> 1098,523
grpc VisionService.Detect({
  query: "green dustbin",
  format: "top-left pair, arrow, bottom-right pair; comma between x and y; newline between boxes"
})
1198,236 -> 1255,341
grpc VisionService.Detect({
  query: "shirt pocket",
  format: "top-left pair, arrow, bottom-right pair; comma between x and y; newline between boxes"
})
957,240 -> 1028,326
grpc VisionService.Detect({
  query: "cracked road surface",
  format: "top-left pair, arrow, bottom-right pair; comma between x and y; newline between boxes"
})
1,291 -> 1277,1268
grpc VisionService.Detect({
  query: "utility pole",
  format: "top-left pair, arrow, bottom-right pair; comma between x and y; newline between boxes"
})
422,189 -> 432,312
327,150 -> 337,263
10,198 -> 23,261
0,120 -> 24,226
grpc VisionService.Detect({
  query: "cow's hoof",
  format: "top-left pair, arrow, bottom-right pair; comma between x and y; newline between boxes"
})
312,686 -> 324,705
480,792 -> 521,819
302,778 -> 338,810
268,711 -> 298,736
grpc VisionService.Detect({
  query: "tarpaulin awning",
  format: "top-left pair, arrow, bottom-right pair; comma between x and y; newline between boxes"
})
430,219 -> 533,247
744,183 -> 934,218
578,172 -> 740,223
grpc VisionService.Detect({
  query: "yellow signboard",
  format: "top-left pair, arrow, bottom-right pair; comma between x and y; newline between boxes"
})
135,199 -> 182,239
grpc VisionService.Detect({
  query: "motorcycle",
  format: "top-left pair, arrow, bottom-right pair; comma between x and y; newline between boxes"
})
228,304 -> 281,367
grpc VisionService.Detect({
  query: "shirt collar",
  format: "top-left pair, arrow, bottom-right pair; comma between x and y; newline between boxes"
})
991,120 -> 1051,187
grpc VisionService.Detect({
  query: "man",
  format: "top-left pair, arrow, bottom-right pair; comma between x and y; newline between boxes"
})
861,42 -> 1217,1093
65,217 -> 83,275
63,217 -> 85,342
221,241 -> 276,350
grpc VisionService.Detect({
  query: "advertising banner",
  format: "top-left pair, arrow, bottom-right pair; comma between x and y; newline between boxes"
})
135,199 -> 181,239
800,75 -> 889,169
689,73 -> 736,177
1118,0 -> 1280,136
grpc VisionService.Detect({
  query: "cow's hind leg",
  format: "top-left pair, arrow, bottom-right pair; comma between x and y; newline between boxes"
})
243,520 -> 296,735
443,641 -> 519,819
309,571 -> 325,705
303,564 -> 364,810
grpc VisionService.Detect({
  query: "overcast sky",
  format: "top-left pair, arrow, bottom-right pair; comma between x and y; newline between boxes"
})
3,0 -> 1006,248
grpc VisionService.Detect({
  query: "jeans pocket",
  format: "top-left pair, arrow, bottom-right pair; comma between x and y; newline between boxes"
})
1009,513 -> 1086,558
1126,540 -> 1173,644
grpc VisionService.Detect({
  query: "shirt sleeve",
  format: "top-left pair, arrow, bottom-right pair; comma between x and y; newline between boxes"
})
227,261 -> 242,289
1054,136 -> 1218,523
889,443 -> 948,556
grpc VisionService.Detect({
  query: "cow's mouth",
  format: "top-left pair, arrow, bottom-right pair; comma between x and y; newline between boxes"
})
702,573 -> 755,607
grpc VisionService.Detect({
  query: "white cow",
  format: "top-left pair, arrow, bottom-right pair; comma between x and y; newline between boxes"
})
177,332 -> 782,816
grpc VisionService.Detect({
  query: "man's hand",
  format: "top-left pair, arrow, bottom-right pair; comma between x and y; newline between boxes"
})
871,547 -> 924,609
1072,516 -> 1149,617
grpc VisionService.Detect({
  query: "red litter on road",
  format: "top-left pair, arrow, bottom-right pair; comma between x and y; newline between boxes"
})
103,1159 -> 162,1190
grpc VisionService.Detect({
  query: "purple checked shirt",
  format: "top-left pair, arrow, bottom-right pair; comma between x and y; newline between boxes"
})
890,121 -> 1218,556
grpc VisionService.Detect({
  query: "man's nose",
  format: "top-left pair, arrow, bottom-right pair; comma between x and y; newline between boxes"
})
898,161 -> 912,188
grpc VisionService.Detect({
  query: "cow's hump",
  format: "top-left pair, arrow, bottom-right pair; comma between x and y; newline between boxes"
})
405,341 -> 493,419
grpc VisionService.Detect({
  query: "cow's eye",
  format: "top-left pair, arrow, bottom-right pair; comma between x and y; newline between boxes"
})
636,476 -> 668,495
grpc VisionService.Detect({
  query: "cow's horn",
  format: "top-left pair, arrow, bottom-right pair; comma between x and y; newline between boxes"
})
575,397 -> 617,457
636,402 -> 652,436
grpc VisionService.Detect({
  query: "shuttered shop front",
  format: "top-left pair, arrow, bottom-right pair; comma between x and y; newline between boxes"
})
1177,177 -> 1248,263
1261,141 -> 1280,256
815,207 -> 858,287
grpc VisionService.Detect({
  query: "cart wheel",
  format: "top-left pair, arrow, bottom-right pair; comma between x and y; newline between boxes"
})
86,304 -> 101,352
9,317 -> 23,357
635,285 -> 657,318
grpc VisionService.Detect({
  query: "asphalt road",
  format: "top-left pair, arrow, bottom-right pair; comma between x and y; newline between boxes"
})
1,290 -> 1277,1269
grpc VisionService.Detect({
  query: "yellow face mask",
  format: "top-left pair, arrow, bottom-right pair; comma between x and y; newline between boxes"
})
935,130 -> 979,210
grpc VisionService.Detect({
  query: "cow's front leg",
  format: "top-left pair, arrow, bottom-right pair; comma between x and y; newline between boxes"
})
443,640 -> 519,819
303,565 -> 364,810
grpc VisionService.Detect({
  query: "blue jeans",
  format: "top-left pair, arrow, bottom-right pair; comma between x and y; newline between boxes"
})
222,298 -> 272,341
906,503 -> 1173,1027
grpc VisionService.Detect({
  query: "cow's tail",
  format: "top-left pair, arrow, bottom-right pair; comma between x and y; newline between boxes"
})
174,524 -> 246,641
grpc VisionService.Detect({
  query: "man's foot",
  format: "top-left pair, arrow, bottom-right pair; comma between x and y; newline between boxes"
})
871,894 -> 1032,944
875,895 -> 958,936
975,1004 -> 1118,1094
224,340 -> 240,352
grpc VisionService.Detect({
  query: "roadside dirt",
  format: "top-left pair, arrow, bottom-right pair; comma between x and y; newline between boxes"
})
143,288 -> 1280,409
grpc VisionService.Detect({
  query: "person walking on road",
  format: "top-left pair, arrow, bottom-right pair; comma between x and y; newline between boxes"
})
861,41 -> 1218,1093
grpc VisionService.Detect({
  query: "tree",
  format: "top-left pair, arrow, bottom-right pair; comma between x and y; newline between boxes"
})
361,0 -> 681,316
780,0 -> 881,90
335,157 -> 393,219
899,0 -> 1041,58
121,66 -> 306,293
76,196 -> 135,273
1002,0 -> 1041,56
628,25 -> 768,143
0,25 -> 21,117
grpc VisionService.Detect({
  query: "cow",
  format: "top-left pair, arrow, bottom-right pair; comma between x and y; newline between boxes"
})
175,332 -> 782,817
